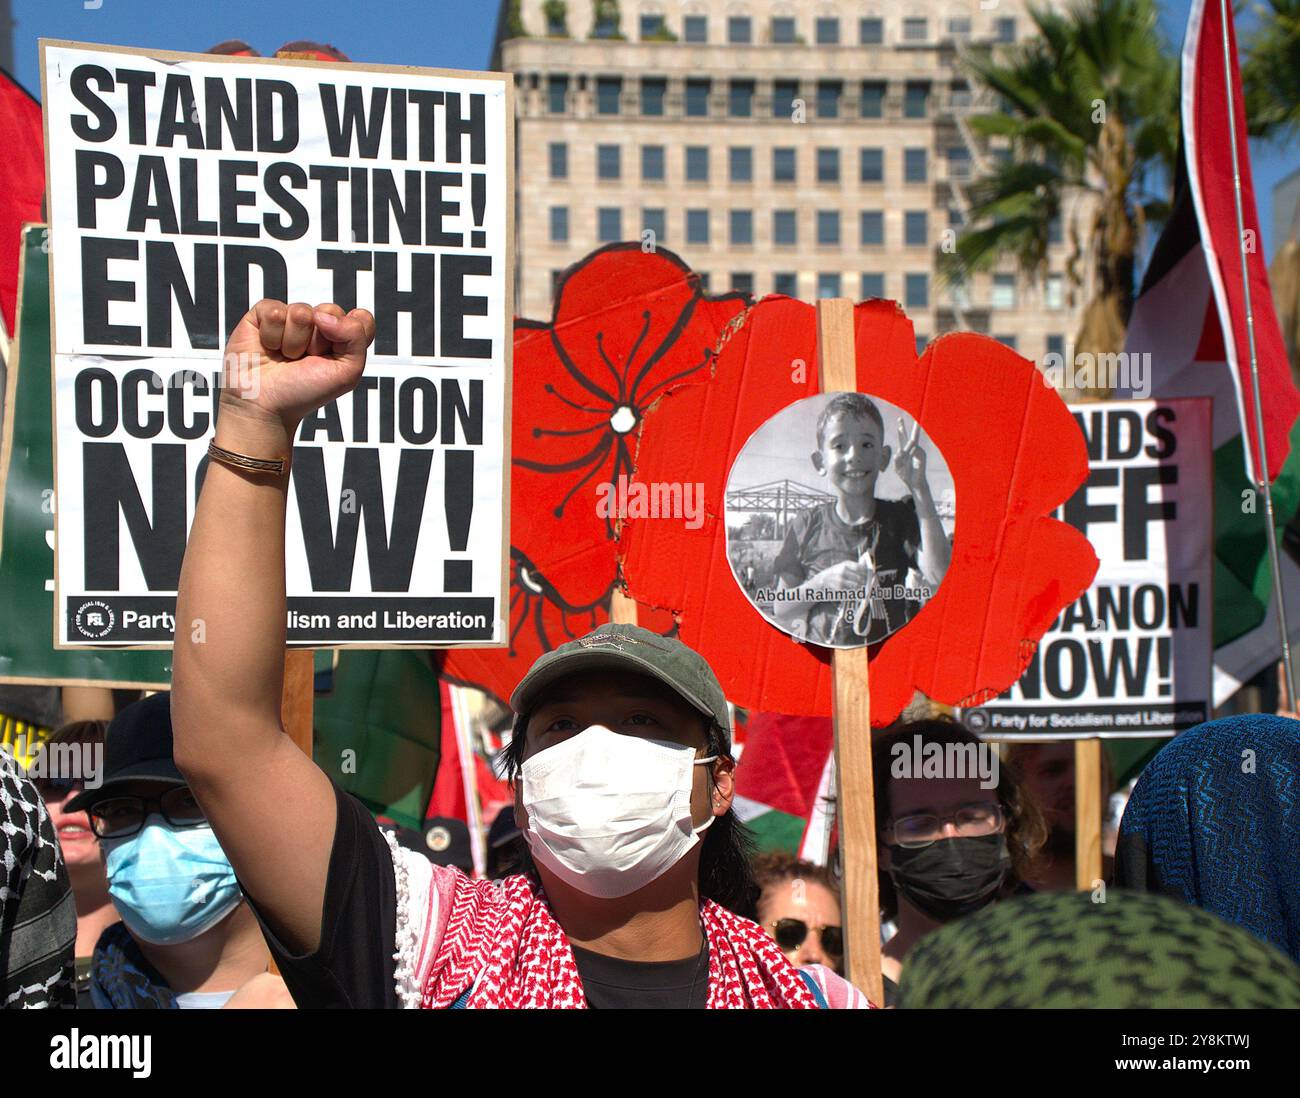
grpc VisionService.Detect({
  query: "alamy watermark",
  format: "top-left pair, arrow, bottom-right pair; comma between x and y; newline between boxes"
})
889,733 -> 999,790
1,735 -> 103,789
1041,349 -> 1151,397
595,475 -> 704,530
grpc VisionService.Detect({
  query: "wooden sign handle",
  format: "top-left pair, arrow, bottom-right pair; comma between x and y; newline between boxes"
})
1074,738 -> 1103,890
817,299 -> 885,1006
280,649 -> 315,756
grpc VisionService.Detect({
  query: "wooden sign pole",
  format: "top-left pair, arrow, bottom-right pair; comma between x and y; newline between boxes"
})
280,649 -> 315,756
1074,737 -> 1104,890
817,299 -> 884,1005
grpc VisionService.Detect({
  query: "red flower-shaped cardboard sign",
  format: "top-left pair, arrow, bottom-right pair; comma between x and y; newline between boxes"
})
439,245 -> 741,706
619,297 -> 1099,724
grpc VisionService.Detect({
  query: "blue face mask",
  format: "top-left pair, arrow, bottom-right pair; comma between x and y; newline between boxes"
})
103,816 -> 242,945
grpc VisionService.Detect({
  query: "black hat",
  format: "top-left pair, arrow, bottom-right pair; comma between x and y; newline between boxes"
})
65,693 -> 184,812
487,805 -> 520,849
381,817 -> 473,871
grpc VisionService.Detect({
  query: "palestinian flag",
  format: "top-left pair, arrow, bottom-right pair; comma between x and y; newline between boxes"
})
0,68 -> 44,345
1116,0 -> 1300,703
732,712 -> 835,863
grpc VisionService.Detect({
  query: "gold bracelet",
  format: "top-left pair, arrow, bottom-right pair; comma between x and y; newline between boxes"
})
207,440 -> 288,476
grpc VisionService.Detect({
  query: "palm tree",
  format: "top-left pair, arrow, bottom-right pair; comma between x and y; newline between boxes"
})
944,0 -> 1179,359
1242,0 -> 1300,139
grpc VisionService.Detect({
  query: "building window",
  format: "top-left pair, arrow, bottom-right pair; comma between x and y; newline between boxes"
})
1048,214 -> 1063,245
546,7 -> 566,36
730,209 -> 754,246
860,81 -> 885,118
683,15 -> 707,42
597,144 -> 621,180
904,147 -> 928,183
731,272 -> 754,293
729,79 -> 755,117
596,77 -> 622,115
729,146 -> 753,183
904,81 -> 930,119
685,79 -> 711,117
772,16 -> 796,44
641,145 -> 665,181
817,147 -> 841,183
915,333 -> 929,356
816,18 -> 840,45
687,208 -> 710,245
949,206 -> 964,228
642,207 -> 666,243
1045,274 -> 1065,310
862,272 -> 885,299
686,146 -> 710,182
860,147 -> 883,183
641,77 -> 666,116
598,207 -> 623,243
946,145 -> 972,180
948,17 -> 972,39
996,17 -> 1017,43
773,80 -> 799,118
773,209 -> 797,245
1046,334 -> 1065,358
905,211 -> 928,247
902,18 -> 928,42
817,210 -> 841,246
593,6 -> 620,38
860,210 -> 884,245
728,16 -> 752,44
640,14 -> 667,39
995,334 -> 1018,352
549,206 -> 569,243
992,273 -> 1017,309
773,147 -> 797,183
817,272 -> 843,298
817,80 -> 842,119
775,272 -> 798,296
906,273 -> 930,308
552,269 -> 564,295
548,74 -> 568,114
548,142 -> 568,179
860,17 -> 883,45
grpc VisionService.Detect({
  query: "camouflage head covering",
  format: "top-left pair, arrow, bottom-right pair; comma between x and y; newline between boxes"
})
899,890 -> 1300,1008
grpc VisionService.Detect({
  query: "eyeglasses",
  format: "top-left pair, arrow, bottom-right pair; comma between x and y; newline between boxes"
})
33,776 -> 82,799
887,803 -> 1004,849
88,787 -> 207,839
769,918 -> 844,957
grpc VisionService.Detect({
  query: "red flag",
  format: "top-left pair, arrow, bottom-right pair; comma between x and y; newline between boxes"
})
0,70 -> 44,337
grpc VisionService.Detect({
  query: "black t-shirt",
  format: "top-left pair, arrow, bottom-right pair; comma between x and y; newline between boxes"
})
771,497 -> 925,645
247,781 -> 714,1009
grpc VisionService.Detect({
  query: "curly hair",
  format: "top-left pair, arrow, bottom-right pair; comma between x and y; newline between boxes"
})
872,716 -> 1047,920
745,851 -> 839,923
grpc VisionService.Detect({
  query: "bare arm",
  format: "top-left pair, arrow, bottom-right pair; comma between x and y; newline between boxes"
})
172,300 -> 375,955
893,419 -> 951,591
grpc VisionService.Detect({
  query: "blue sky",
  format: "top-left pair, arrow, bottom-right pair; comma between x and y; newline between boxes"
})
9,0 -> 1297,263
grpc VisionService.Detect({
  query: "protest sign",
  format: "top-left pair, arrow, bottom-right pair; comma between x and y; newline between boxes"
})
40,41 -> 511,647
724,391 -> 955,649
0,223 -> 170,686
960,398 -> 1212,738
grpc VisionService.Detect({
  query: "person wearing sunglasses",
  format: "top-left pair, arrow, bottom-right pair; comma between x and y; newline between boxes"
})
29,720 -> 120,1007
871,716 -> 1046,1006
64,694 -> 292,1009
750,853 -> 844,974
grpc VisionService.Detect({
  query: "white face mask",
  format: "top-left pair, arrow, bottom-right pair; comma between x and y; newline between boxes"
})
520,724 -> 718,899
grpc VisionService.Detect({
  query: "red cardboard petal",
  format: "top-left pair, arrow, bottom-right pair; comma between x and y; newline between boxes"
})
620,298 -> 1098,723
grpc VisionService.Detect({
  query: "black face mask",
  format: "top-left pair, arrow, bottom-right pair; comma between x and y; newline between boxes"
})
888,834 -> 1011,922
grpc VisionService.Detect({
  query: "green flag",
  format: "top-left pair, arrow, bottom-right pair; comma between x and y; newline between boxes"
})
313,650 -> 442,830
0,226 -> 170,687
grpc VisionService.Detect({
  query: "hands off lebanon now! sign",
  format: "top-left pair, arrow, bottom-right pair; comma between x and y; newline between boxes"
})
40,40 -> 511,647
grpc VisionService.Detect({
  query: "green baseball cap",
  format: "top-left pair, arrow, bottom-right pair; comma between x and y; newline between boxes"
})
509,623 -> 732,744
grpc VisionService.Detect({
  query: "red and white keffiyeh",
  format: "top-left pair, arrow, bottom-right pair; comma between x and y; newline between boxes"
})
417,871 -> 821,1009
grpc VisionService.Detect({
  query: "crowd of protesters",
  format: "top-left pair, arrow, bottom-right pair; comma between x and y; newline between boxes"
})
0,298 -> 1295,1009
